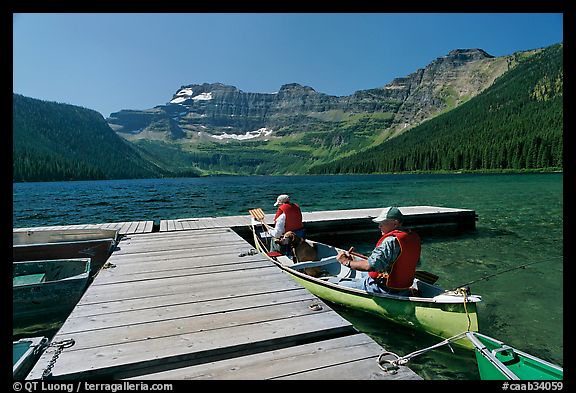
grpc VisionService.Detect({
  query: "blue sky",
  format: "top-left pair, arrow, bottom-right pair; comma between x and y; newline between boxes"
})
13,13 -> 563,118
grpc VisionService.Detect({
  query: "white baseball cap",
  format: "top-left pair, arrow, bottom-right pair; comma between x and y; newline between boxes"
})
274,194 -> 290,206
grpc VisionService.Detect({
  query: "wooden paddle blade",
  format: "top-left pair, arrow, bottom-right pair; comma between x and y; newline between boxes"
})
249,208 -> 266,221
414,270 -> 439,285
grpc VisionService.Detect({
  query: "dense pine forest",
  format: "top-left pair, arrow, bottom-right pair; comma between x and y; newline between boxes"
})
13,95 -> 170,182
308,44 -> 563,174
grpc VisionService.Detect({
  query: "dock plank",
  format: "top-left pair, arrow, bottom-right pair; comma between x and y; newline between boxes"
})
132,334 -> 419,380
69,282 -> 305,319
61,289 -> 317,333
30,311 -> 353,379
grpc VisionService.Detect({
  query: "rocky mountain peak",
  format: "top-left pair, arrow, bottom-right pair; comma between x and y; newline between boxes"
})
446,48 -> 494,61
278,83 -> 318,95
108,47 -> 511,142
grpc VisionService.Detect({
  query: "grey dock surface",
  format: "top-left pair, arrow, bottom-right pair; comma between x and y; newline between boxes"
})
13,206 -> 476,236
13,221 -> 154,236
27,227 -> 420,380
164,205 -> 476,234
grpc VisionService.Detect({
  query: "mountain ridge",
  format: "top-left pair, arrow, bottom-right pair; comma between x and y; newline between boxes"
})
107,48 -> 509,142
12,43 -> 561,181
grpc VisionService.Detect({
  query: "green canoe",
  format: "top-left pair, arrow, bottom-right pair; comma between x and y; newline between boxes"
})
466,332 -> 563,380
252,222 -> 482,349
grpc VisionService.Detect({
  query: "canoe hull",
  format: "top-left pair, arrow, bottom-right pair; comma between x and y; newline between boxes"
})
252,223 -> 480,349
467,332 -> 563,380
13,259 -> 90,330
285,267 -> 478,349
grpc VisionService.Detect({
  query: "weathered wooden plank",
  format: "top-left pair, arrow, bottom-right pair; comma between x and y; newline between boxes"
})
100,249 -> 266,273
178,220 -> 193,230
104,245 -> 252,267
133,221 -> 145,233
174,220 -> 186,231
130,334 -> 419,380
144,221 -> 154,233
118,227 -> 237,243
118,222 -> 132,235
59,289 -> 317,334
115,231 -> 247,248
111,239 -> 248,258
108,248 -> 263,267
69,297 -> 331,348
119,228 -> 240,243
93,258 -> 271,284
181,220 -> 202,230
29,309 -> 353,379
128,221 -> 142,234
114,234 -> 245,251
78,266 -> 286,304
277,358 -> 417,380
113,229 -> 240,245
70,282 -> 305,319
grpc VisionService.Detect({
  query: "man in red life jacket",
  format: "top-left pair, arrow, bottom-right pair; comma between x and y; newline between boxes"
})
336,206 -> 421,295
267,194 -> 305,255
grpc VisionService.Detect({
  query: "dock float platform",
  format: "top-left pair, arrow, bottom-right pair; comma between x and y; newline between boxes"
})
26,227 -> 421,380
14,206 -> 477,236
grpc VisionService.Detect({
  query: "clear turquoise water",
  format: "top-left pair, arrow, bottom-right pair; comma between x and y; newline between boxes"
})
12,173 -> 563,379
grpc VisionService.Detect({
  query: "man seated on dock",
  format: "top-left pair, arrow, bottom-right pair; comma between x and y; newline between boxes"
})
336,206 -> 422,295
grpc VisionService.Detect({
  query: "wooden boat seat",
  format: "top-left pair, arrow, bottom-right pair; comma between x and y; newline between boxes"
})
291,256 -> 338,271
13,273 -> 46,286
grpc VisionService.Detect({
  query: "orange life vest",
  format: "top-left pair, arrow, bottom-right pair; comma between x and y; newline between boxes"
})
274,203 -> 303,232
368,229 -> 421,289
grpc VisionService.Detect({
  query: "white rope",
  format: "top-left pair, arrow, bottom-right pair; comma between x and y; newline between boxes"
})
377,331 -> 468,373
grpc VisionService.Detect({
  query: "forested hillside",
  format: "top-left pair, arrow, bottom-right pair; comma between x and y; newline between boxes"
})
308,44 -> 563,174
13,95 -> 175,181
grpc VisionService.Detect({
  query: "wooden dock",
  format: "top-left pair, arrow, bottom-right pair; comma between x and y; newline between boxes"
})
13,221 -> 154,236
20,206 -> 476,380
26,227 -> 420,380
161,206 -> 476,234
14,206 -> 476,236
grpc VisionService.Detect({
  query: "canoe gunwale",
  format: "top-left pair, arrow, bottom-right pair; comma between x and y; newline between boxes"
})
276,258 -> 480,305
13,258 -> 91,286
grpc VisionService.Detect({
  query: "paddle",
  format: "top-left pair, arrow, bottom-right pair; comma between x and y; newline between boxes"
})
249,208 -> 274,231
346,248 -> 440,285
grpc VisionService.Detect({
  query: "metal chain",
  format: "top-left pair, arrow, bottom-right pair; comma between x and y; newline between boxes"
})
41,339 -> 75,380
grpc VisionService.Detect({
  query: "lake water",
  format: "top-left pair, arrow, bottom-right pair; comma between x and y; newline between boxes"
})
12,173 -> 563,380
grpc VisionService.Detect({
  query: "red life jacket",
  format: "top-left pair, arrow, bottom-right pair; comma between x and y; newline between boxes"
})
368,229 -> 421,289
274,203 -> 303,232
